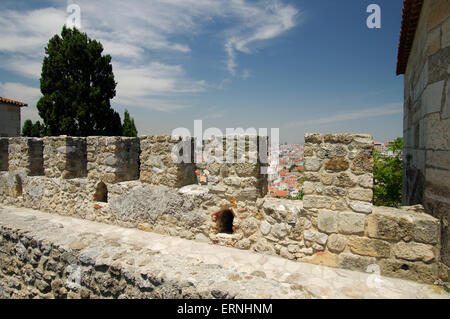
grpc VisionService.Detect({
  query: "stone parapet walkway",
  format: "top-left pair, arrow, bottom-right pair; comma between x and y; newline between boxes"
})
0,206 -> 448,299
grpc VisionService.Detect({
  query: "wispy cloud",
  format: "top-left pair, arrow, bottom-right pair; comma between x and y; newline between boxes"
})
0,0 -> 300,114
284,103 -> 403,128
224,1 -> 299,75
200,106 -> 226,120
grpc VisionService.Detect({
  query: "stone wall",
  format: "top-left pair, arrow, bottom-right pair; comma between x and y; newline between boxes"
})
402,0 -> 450,273
8,138 -> 44,176
0,103 -> 21,137
43,137 -> 87,179
139,135 -> 196,188
87,137 -> 140,183
0,133 -> 446,286
202,135 -> 268,201
303,134 -> 374,213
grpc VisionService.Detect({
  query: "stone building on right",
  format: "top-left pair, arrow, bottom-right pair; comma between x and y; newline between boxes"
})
397,0 -> 449,273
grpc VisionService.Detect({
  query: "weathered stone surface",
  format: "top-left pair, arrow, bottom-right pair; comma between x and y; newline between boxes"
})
304,133 -> 323,144
348,188 -> 373,202
304,157 -> 322,172
0,207 -> 313,299
378,259 -> 438,285
323,134 -> 353,144
351,150 -> 373,175
323,186 -> 346,197
338,253 -> 376,272
260,221 -> 271,236
315,232 -> 328,246
337,212 -> 366,235
303,251 -> 338,268
303,229 -> 317,242
318,210 -> 337,234
44,137 -> 87,179
333,173 -> 357,188
88,137 -> 140,184
303,195 -> 332,209
367,207 -> 439,244
324,157 -> 349,171
348,237 -> 391,258
349,201 -> 373,214
357,174 -> 373,189
327,234 -> 347,253
8,138 -> 44,176
393,242 -> 435,263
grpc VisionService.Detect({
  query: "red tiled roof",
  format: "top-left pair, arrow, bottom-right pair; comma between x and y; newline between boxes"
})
272,190 -> 289,197
396,0 -> 424,75
0,96 -> 28,107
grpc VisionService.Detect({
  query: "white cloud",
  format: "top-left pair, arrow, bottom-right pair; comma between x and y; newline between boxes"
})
0,82 -> 42,123
0,82 -> 40,105
0,0 -> 300,113
284,104 -> 403,128
242,69 -> 251,80
0,56 -> 42,79
224,1 -> 298,75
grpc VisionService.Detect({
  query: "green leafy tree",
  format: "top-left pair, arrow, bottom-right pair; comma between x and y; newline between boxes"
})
37,26 -> 122,136
22,120 -> 33,137
122,109 -> 138,137
22,120 -> 44,137
373,137 -> 403,207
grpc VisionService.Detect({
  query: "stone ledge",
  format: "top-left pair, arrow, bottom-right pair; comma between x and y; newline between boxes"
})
1,206 -> 448,299
0,207 -> 310,299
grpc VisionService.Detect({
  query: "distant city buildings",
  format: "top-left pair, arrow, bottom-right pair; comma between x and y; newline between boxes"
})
194,140 -> 396,199
268,144 -> 304,198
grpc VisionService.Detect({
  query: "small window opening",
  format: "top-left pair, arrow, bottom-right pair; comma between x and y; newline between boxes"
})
94,182 -> 108,203
14,175 -> 23,197
401,264 -> 409,271
216,209 -> 234,234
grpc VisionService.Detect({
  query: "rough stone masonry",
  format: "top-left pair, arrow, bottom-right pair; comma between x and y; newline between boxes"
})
0,133 -> 447,294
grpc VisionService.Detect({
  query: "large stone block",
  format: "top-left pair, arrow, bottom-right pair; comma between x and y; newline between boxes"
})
393,242 -> 435,263
303,195 -> 333,209
348,236 -> 391,258
324,157 -> 349,171
327,234 -> 347,253
317,210 -> 337,233
304,157 -> 322,172
337,212 -> 366,235
43,137 -> 87,179
332,172 -> 357,188
349,201 -> 373,214
367,207 -> 439,244
338,253 -> 376,272
422,80 -> 445,116
87,137 -> 140,183
348,188 -> 373,202
427,0 -> 450,31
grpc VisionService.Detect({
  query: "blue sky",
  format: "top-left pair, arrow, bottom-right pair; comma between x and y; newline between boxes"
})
0,0 -> 404,143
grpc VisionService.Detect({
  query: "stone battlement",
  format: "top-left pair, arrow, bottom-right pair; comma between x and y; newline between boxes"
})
0,133 -> 447,287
